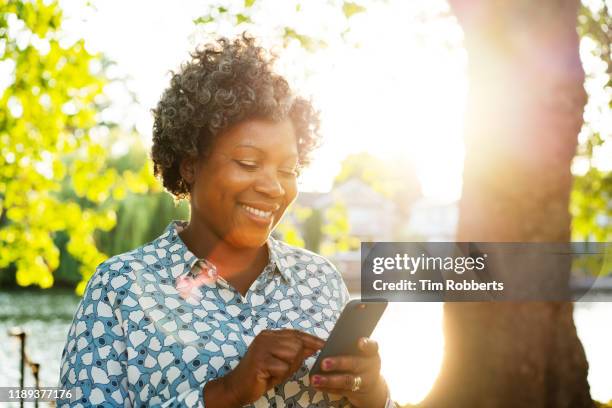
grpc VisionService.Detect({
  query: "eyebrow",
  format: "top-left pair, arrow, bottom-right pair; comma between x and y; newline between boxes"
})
233,144 -> 298,159
234,144 -> 264,152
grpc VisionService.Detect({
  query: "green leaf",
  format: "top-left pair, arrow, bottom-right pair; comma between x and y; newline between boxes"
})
244,0 -> 255,8
193,15 -> 214,25
236,13 -> 251,24
342,2 -> 365,18
0,0 -> 155,292
283,28 -> 326,52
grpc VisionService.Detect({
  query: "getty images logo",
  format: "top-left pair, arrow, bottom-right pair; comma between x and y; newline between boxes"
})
371,253 -> 487,275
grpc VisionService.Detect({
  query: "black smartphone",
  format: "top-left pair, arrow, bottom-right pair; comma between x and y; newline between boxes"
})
310,299 -> 388,376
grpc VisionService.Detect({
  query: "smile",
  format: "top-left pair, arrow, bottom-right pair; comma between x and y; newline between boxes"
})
241,204 -> 273,220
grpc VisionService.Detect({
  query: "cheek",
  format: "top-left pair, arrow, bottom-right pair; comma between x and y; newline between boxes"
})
193,169 -> 251,211
278,179 -> 298,216
284,180 -> 298,204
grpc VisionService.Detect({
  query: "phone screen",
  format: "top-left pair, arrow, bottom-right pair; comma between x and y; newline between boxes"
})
310,299 -> 387,376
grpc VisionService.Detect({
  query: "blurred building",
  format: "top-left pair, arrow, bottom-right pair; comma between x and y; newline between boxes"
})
295,181 -> 460,291
404,197 -> 459,242
296,179 -> 400,291
298,178 -> 399,242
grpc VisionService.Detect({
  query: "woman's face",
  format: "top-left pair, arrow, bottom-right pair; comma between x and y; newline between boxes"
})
185,118 -> 299,249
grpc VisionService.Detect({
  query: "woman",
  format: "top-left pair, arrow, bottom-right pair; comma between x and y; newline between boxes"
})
58,34 -> 393,407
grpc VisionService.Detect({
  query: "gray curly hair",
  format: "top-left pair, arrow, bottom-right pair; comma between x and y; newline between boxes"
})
151,33 -> 321,199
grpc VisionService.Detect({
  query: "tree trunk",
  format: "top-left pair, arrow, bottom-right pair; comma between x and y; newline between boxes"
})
421,1 -> 593,407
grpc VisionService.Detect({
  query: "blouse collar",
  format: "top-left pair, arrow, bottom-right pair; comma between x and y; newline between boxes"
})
155,220 -> 294,285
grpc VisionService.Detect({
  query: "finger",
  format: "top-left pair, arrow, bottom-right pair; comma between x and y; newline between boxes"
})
358,337 -> 379,356
269,329 -> 325,350
277,329 -> 325,348
301,347 -> 318,359
320,355 -> 370,373
269,338 -> 304,365
285,339 -> 306,374
310,373 -> 357,391
264,355 -> 292,382
284,330 -> 325,350
311,371 -> 380,393
309,386 -> 354,397
273,337 -> 317,377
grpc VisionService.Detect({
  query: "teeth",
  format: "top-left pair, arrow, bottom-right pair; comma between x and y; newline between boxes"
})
242,205 -> 272,219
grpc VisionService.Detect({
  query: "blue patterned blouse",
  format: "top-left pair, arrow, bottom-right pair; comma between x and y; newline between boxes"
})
58,220 -> 351,407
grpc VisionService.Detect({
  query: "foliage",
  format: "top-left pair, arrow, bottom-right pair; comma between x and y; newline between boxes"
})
96,192 -> 189,257
192,0 -> 367,52
334,152 -> 399,197
342,2 -> 366,18
302,208 -> 324,252
41,140 -> 184,286
274,201 -> 359,256
319,201 -> 360,256
334,152 -> 421,216
90,143 -> 183,256
571,1 -> 612,241
0,0 -> 156,293
274,204 -> 311,248
572,168 -> 611,241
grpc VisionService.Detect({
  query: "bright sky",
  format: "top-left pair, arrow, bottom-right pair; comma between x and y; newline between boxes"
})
60,0 -> 468,202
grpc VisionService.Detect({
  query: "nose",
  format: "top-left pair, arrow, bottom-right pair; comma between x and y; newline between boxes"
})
254,167 -> 285,198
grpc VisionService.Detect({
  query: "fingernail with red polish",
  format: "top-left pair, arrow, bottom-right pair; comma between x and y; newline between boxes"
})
323,359 -> 332,370
312,375 -> 322,386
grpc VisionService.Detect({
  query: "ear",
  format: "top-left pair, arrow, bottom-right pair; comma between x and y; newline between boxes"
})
179,157 -> 197,186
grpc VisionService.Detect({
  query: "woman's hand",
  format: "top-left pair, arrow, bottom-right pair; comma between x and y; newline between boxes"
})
310,337 -> 388,408
204,329 -> 325,407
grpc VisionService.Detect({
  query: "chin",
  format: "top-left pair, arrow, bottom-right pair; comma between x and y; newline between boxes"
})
227,230 -> 270,249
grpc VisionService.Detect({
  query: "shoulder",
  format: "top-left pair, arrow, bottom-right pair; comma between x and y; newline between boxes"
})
271,238 -> 352,308
271,238 -> 341,276
80,222 -> 190,306
80,242 -> 153,308
270,238 -> 349,296
93,221 -> 187,282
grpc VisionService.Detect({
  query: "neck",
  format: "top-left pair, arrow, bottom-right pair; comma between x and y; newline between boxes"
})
177,219 -> 269,280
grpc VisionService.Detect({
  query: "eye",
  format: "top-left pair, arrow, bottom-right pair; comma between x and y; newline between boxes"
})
235,160 -> 258,170
279,167 -> 298,177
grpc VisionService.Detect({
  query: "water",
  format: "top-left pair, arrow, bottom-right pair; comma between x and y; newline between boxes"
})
1,290 -> 610,406
0,290 -> 81,408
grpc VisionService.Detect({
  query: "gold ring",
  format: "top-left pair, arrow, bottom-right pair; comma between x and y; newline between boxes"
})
351,375 -> 362,392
